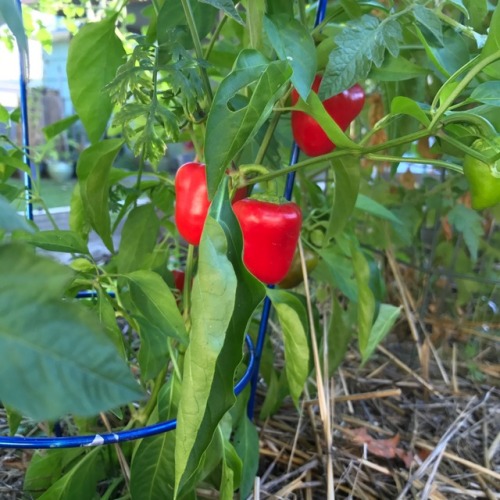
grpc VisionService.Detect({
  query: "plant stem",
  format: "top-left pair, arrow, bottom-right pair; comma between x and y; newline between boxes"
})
254,110 -> 283,165
181,0 -> 213,106
435,10 -> 479,41
204,14 -> 227,60
437,133 -> 488,163
365,154 -> 463,174
429,50 -> 500,130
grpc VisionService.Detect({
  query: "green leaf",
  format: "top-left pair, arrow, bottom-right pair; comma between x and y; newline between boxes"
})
24,449 -> 85,497
340,0 -> 363,18
220,435 -> 242,499
321,14 -> 402,97
370,55 -> 428,81
413,5 -> 444,46
447,204 -> 483,262
199,0 -> 243,24
124,271 -> 187,380
156,1 -> 217,48
43,115 -> 79,140
390,96 -> 430,126
69,183 -> 91,241
130,432 -> 177,500
355,194 -> 402,225
327,295 -> 352,374
175,180 -> 265,494
25,230 -> 89,254
76,139 -> 123,252
67,15 -> 125,143
0,0 -> 27,55
259,369 -> 289,419
247,0 -> 266,51
38,448 -> 103,500
361,304 -> 401,363
205,49 -> 292,198
470,81 -> 500,107
130,377 -> 181,500
267,289 -> 309,406
463,0 -> 487,31
444,0 -> 469,18
317,249 -> 358,302
325,157 -> 360,241
0,196 -> 34,233
294,91 -> 359,149
0,103 -> 9,123
264,15 -> 317,100
481,2 -> 500,79
117,204 -> 160,273
351,245 -> 376,355
233,416 -> 260,499
0,152 -> 31,174
0,244 -> 143,421
5,405 -> 22,436
429,29 -> 470,77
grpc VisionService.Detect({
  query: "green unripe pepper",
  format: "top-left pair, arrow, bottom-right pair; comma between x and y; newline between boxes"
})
278,248 -> 319,289
463,138 -> 500,210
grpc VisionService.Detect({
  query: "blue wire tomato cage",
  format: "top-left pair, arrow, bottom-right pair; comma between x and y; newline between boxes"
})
1,0 -> 328,450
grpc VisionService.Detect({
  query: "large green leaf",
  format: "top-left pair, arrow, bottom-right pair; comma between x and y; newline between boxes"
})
24,449 -> 85,497
463,0 -> 488,31
0,196 -> 33,233
233,415 -> 260,499
448,204 -> 483,263
38,448 -> 103,500
220,433 -> 242,499
156,1 -> 217,48
267,289 -> 309,407
130,378 -> 182,500
327,295 -> 352,374
264,15 -> 317,100
481,2 -> 500,78
361,304 -> 401,363
124,270 -> 188,380
67,15 -> 125,143
117,204 -> 160,274
318,249 -> 358,302
325,157 -> 360,241
470,81 -> 500,107
175,180 -> 265,495
321,14 -> 403,97
43,115 -> 79,140
205,49 -> 292,197
413,5 -> 444,46
390,96 -> 430,126
0,244 -> 143,421
0,0 -> 27,55
370,55 -> 428,81
24,230 -> 89,254
352,245 -> 376,355
355,194 -> 402,225
76,139 -> 123,252
199,0 -> 243,24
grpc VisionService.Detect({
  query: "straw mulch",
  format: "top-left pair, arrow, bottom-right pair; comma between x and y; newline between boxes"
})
1,255 -> 499,499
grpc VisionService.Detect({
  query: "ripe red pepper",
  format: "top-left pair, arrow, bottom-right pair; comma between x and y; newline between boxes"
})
232,198 -> 302,284
172,270 -> 186,291
175,161 -> 211,245
291,75 -> 365,157
174,162 -> 247,245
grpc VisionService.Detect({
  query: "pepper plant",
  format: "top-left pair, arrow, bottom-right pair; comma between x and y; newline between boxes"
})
0,0 -> 499,498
